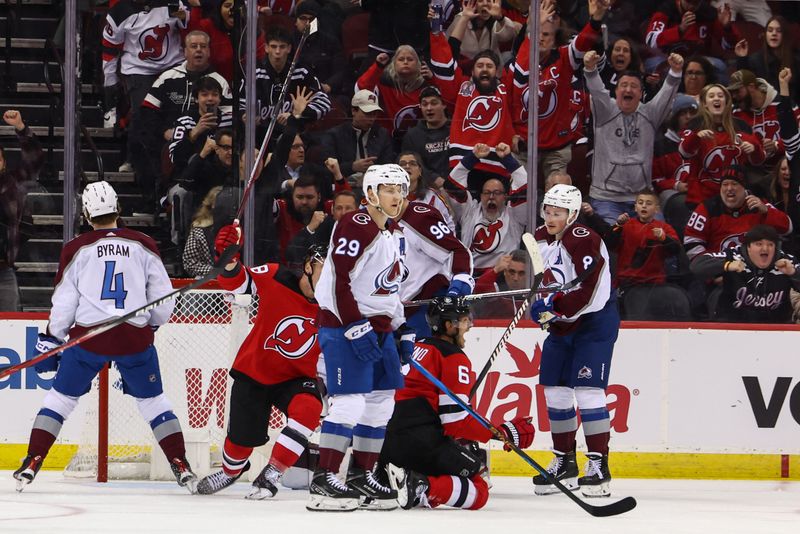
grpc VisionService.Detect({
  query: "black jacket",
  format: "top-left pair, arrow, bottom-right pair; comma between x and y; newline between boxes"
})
321,121 -> 395,177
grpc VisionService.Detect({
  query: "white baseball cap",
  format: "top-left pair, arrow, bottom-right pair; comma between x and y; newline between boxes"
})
351,89 -> 382,113
82,181 -> 119,218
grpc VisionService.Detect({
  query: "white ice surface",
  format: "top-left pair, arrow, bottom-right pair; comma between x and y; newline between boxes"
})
0,472 -> 798,534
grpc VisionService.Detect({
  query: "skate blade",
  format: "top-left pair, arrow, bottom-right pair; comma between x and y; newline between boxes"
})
534,477 -> 578,495
359,497 -> 399,511
15,477 -> 31,493
580,482 -> 611,498
245,487 -> 277,500
180,475 -> 198,495
306,494 -> 359,512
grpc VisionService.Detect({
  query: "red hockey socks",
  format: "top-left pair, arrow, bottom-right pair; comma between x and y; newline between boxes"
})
222,439 -> 253,477
427,474 -> 489,510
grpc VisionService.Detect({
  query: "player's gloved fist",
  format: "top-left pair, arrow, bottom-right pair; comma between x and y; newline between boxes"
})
33,333 -> 62,374
447,275 -> 474,296
530,292 -> 563,324
395,323 -> 416,364
499,416 -> 535,451
214,223 -> 242,262
344,319 -> 383,362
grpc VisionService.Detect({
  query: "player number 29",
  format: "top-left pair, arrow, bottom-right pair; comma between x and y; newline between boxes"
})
429,222 -> 451,240
334,237 -> 360,257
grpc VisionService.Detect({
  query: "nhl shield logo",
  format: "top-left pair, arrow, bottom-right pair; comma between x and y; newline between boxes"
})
577,366 -> 592,380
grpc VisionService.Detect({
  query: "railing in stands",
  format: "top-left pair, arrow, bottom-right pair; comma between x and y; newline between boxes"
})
2,0 -> 21,95
42,38 -> 60,179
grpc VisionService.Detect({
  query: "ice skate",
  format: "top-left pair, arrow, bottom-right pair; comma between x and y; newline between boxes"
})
348,466 -> 398,511
170,457 -> 198,494
246,464 -> 281,500
197,461 -> 251,495
13,455 -> 43,492
307,470 -> 360,512
532,450 -> 578,495
578,453 -> 611,498
388,464 -> 430,510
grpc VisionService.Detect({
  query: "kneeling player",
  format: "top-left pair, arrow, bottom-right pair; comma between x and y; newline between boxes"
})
14,182 -> 197,493
382,296 -> 534,510
196,231 -> 325,499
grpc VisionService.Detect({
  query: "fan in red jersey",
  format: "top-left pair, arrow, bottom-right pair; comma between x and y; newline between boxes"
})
381,296 -> 534,510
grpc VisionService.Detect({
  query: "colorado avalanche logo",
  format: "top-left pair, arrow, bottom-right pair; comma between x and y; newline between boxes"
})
539,266 -> 566,291
373,261 -> 403,295
352,213 -> 371,225
703,145 -> 741,178
138,25 -> 171,61
721,233 -> 745,251
264,316 -> 317,359
394,104 -> 421,135
463,96 -> 503,132
470,220 -> 504,254
412,205 -> 431,214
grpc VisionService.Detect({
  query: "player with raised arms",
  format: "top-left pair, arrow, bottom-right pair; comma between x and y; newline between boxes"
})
383,296 -> 534,510
530,184 -> 619,498
195,236 -> 326,500
308,163 -> 415,512
13,182 -> 197,493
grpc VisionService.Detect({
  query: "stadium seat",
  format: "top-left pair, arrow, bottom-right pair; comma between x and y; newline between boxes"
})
663,192 -> 692,241
259,13 -> 295,35
621,284 -> 693,321
342,12 -> 370,65
567,142 -> 590,196
732,20 -> 764,55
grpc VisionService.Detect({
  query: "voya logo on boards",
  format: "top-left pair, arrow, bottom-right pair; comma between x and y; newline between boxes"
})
742,376 -> 800,428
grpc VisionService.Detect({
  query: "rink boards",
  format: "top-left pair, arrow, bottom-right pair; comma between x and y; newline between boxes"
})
1,315 -> 799,480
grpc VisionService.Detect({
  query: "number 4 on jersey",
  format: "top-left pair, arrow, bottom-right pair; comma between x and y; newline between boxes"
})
101,260 -> 128,309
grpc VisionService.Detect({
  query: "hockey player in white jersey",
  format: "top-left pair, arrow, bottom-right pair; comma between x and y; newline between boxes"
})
309,164 -> 414,512
445,142 -> 528,275
530,184 -> 619,498
13,182 -> 197,493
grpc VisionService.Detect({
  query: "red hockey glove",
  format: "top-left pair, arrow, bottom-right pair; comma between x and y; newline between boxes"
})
499,416 -> 535,451
215,223 -> 242,262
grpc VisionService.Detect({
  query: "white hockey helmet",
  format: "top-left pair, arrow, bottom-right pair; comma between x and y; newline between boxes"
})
541,184 -> 582,227
82,181 -> 119,219
362,163 -> 410,211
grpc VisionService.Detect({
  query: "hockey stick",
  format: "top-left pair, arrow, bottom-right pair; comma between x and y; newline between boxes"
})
234,20 -> 317,221
522,232 -> 555,328
468,246 -> 597,399
0,246 -> 240,379
406,356 -> 637,517
406,286 -> 567,307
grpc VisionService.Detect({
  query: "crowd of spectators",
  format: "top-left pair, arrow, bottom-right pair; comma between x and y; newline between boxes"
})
4,0 -> 800,323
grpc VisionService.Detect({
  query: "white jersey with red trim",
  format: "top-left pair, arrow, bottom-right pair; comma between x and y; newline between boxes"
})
315,210 -> 407,332
398,201 -> 473,301
102,1 -> 189,86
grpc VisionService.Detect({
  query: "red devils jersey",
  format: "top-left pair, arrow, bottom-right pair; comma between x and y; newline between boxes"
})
217,263 -> 320,385
645,1 -> 738,56
610,218 -> 680,286
396,337 -> 492,443
652,129 -> 689,193
733,96 -> 800,164
511,23 -> 598,148
683,196 -> 792,260
430,33 -> 515,174
679,122 -> 766,206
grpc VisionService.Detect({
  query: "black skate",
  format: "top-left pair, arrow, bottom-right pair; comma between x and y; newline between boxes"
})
578,453 -> 611,498
197,461 -> 251,495
532,450 -> 578,495
170,457 -> 198,494
246,464 -> 281,500
388,464 -> 430,510
348,466 -> 398,511
306,469 -> 360,512
13,454 -> 43,492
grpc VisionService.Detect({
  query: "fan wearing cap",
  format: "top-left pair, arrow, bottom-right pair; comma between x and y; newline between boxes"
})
402,85 -> 451,181
13,181 -> 199,493
653,94 -> 698,195
691,224 -> 800,323
320,88 -> 394,182
683,165 -> 791,262
679,83 -> 766,207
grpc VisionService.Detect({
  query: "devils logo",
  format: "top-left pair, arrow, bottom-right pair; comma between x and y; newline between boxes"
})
138,25 -> 171,61
264,316 -> 317,359
471,220 -> 504,254
463,95 -> 503,132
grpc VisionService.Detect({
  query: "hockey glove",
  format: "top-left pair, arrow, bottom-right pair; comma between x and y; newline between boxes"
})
499,416 -> 535,451
446,275 -> 474,296
344,319 -> 383,362
33,333 -> 62,373
530,292 -> 563,326
215,223 -> 242,263
395,323 -> 416,364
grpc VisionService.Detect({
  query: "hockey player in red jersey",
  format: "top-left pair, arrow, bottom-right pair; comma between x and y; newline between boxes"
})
530,184 -> 619,498
14,182 -> 197,493
382,296 -> 534,510
195,233 -> 325,499
308,164 -> 414,512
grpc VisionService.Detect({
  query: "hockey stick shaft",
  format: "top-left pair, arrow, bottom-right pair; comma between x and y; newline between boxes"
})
406,287 -> 559,307
407,356 -> 636,517
0,246 -> 240,379
234,25 -> 313,221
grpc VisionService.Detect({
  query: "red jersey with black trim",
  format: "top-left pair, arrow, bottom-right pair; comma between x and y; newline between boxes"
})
645,1 -> 739,57
611,218 -> 680,286
396,337 -> 492,443
652,129 -> 689,193
733,96 -> 800,165
683,196 -> 793,260
510,23 -> 599,148
679,121 -> 766,206
216,263 -> 320,385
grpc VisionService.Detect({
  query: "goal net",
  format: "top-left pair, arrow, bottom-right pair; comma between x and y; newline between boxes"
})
63,286 -> 287,481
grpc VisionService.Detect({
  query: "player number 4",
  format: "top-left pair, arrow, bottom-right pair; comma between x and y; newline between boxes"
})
334,237 -> 360,257
101,260 -> 128,309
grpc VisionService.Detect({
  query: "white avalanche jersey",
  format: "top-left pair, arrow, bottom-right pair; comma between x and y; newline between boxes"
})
102,1 -> 188,85
49,228 -> 175,355
410,187 -> 456,233
398,201 -> 473,302
447,154 -> 528,271
316,210 -> 406,332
